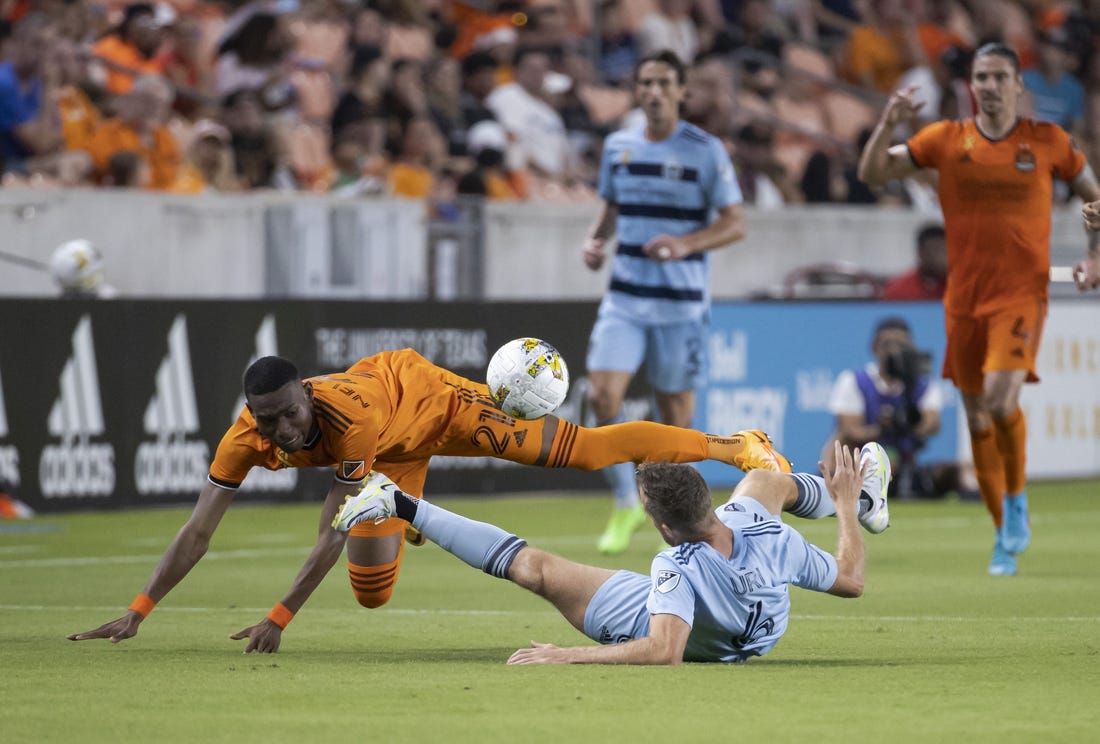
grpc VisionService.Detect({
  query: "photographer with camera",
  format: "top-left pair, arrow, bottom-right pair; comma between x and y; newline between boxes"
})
823,317 -> 952,500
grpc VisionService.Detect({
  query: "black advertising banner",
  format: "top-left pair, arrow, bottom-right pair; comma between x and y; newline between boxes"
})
0,299 -> 603,512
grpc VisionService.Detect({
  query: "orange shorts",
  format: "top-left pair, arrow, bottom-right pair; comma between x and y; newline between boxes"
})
943,299 -> 1047,395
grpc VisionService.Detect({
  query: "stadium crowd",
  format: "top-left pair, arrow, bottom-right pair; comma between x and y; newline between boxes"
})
2,0 -> 1100,208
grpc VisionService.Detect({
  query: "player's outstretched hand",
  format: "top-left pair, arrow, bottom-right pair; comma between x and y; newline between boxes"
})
506,641 -> 565,665
67,612 -> 142,644
882,85 -> 925,127
821,441 -> 862,509
1072,255 -> 1100,291
230,619 -> 283,654
1082,201 -> 1100,231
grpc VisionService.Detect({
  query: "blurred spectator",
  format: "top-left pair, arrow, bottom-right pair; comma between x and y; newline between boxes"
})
329,124 -> 387,197
215,10 -> 295,103
1,15 -> 64,172
810,0 -> 862,50
881,223 -> 947,301
382,57 -> 430,149
389,115 -> 444,198
456,119 -> 522,199
1023,27 -> 1086,139
682,54 -> 737,139
486,46 -> 569,178
104,149 -> 151,187
596,0 -> 637,87
91,2 -> 168,95
732,123 -> 802,208
174,118 -> 241,193
800,128 -> 880,204
636,0 -> 697,65
427,54 -> 468,156
332,45 -> 389,153
521,0 -> 574,49
222,88 -> 290,189
840,0 -> 924,94
161,14 -> 216,115
84,74 -> 180,190
458,50 -> 498,127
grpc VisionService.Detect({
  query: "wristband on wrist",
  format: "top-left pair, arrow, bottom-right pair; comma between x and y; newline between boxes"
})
128,593 -> 156,618
266,602 -> 294,629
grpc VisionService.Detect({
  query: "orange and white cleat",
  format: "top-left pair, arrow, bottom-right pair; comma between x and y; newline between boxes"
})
729,430 -> 793,474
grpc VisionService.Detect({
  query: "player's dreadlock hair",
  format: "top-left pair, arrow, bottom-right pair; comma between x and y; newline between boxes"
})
243,356 -> 300,397
636,462 -> 712,533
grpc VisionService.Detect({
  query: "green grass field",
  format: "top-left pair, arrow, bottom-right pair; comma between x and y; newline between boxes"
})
3,481 -> 1099,744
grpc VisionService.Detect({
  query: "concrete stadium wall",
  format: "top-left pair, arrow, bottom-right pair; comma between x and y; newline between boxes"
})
0,189 -> 1091,300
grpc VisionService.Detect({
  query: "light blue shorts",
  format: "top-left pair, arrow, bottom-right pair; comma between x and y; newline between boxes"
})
583,569 -> 651,645
585,306 -> 707,392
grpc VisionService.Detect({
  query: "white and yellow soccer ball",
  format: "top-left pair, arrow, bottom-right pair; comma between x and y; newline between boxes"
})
486,338 -> 570,420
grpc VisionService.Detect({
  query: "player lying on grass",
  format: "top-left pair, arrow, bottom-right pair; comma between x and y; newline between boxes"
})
68,351 -> 791,652
332,440 -> 891,664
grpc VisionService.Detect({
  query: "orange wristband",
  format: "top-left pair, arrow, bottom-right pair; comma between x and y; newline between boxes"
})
266,602 -> 294,629
128,593 -> 155,618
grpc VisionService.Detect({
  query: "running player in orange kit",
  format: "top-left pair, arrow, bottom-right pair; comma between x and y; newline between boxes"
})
67,349 -> 790,652
858,43 -> 1100,576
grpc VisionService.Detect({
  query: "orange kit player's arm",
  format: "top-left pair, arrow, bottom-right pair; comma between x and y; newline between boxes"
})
229,478 -> 358,653
858,85 -> 925,187
1072,166 -> 1100,291
67,480 -> 236,644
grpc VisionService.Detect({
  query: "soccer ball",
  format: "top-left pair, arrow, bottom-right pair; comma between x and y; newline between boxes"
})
486,338 -> 569,420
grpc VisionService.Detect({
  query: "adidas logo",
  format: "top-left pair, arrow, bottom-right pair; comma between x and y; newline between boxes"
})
134,315 -> 209,494
39,315 -> 116,498
0,360 -> 20,487
233,315 -> 297,493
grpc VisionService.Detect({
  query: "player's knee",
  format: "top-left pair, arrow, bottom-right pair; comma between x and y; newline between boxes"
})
347,561 -> 400,608
352,585 -> 395,609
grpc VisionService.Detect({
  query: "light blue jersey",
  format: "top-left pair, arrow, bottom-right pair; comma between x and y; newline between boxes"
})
597,121 -> 742,324
583,496 -> 838,663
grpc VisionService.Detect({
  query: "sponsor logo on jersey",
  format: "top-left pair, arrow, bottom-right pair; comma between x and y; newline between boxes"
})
655,569 -> 681,594
234,315 -> 297,492
38,315 -> 116,498
0,361 -> 20,488
134,315 -> 209,494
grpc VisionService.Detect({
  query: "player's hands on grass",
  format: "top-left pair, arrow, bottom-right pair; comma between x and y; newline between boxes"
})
230,619 -> 283,654
821,441 -> 862,509
583,237 -> 607,270
66,612 -> 143,644
1072,254 -> 1100,291
506,641 -> 565,665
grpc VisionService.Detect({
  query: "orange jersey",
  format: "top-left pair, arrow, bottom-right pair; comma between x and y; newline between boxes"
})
210,349 -> 508,488
907,118 -> 1084,316
84,118 -> 181,190
92,36 -> 165,95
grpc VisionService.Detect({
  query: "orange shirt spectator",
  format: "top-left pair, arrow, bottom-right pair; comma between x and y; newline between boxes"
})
57,86 -> 101,152
389,162 -> 433,198
93,34 -> 166,94
86,118 -> 180,189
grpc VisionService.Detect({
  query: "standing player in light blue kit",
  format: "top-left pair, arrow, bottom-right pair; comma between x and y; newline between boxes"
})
333,441 -> 890,665
582,50 -> 752,556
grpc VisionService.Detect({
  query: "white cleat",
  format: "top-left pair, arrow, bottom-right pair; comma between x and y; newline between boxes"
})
332,470 -> 400,532
858,443 -> 892,534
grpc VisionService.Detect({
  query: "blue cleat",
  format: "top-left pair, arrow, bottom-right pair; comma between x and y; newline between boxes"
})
988,528 -> 1017,576
1001,492 -> 1030,554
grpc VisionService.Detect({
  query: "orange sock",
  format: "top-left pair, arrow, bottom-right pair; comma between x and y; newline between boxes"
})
993,409 -> 1027,495
557,421 -> 709,470
971,428 -> 1005,527
348,541 -> 405,609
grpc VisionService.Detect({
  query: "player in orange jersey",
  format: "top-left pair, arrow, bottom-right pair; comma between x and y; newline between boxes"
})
67,349 -> 790,652
858,43 -> 1100,576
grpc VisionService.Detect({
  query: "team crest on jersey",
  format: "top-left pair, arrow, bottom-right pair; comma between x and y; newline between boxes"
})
1015,144 -> 1036,172
342,460 -> 366,480
663,161 -> 683,180
655,570 -> 681,594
